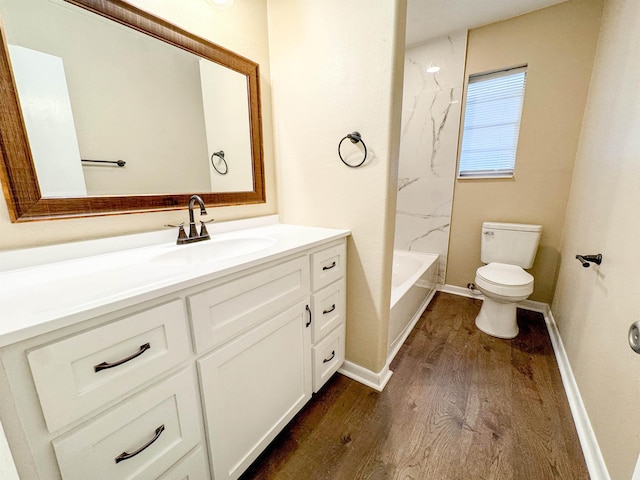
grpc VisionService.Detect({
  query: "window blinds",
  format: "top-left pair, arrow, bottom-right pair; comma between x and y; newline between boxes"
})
458,66 -> 527,178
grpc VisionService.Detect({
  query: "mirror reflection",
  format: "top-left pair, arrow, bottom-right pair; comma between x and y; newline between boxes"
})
0,0 -> 254,197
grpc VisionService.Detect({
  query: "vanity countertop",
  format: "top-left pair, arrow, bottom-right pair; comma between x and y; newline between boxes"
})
0,217 -> 349,347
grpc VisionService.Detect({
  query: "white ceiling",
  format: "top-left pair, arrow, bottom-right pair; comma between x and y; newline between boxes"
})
406,0 -> 567,46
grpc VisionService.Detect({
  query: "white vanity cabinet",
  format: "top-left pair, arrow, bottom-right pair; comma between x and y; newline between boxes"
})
0,224 -> 348,480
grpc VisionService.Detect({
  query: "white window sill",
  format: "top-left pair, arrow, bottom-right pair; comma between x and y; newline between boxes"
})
457,174 -> 514,180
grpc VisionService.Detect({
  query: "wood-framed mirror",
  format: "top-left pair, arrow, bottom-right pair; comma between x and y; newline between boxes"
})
0,0 -> 265,222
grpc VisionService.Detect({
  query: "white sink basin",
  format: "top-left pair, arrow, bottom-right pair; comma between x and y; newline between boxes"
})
151,236 -> 277,265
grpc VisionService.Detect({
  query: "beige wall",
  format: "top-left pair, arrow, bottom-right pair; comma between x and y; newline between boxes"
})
267,0 -> 406,373
552,0 -> 640,476
0,0 -> 276,250
446,0 -> 603,303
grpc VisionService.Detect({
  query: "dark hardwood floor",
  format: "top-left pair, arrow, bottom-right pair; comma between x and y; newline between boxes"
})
240,292 -> 588,480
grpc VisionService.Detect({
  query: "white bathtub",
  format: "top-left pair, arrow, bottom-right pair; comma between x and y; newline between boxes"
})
388,250 -> 439,363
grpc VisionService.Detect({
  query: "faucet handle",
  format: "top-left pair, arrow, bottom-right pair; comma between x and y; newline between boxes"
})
164,223 -> 187,242
199,219 -> 214,239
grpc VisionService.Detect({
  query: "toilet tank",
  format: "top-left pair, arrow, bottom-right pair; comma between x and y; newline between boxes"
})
481,222 -> 542,269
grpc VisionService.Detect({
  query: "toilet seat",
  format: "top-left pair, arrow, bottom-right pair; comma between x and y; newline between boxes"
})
475,262 -> 533,297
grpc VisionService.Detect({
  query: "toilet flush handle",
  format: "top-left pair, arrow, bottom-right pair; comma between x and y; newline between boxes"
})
484,231 -> 494,235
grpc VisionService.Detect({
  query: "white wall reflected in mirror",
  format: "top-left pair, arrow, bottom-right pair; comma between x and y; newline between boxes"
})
0,0 -> 254,197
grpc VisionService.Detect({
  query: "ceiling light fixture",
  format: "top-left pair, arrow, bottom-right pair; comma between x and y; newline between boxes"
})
206,0 -> 234,9
425,64 -> 441,74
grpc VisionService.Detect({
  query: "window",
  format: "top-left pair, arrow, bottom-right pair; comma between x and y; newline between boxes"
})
458,66 -> 527,178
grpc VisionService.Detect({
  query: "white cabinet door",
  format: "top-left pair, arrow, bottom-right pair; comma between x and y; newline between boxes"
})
198,301 -> 312,480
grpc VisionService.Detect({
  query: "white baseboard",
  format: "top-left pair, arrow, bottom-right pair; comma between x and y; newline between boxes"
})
338,361 -> 393,392
518,298 -> 548,313
541,305 -> 610,480
632,453 -> 640,480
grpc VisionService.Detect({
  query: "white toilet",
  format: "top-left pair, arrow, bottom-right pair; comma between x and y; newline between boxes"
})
474,222 -> 542,338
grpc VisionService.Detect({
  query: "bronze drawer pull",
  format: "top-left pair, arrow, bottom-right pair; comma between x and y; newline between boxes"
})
114,424 -> 165,464
322,261 -> 336,271
323,350 -> 336,363
323,304 -> 336,315
94,343 -> 151,372
305,305 -> 312,328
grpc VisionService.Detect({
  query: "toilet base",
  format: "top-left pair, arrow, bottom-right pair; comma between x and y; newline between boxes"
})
475,297 -> 519,339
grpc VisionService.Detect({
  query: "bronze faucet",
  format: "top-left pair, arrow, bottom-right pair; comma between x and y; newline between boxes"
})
167,195 -> 213,245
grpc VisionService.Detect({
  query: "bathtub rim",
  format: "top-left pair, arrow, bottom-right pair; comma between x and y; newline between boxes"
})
390,250 -> 439,308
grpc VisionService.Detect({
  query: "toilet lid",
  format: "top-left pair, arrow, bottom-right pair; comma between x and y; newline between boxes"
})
476,263 -> 533,286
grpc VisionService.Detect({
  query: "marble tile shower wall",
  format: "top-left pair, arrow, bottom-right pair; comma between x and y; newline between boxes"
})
395,32 -> 467,283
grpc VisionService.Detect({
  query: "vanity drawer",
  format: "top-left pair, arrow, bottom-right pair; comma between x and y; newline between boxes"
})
27,299 -> 191,433
188,255 -> 310,353
52,367 -> 201,480
158,446 -> 210,480
311,241 -> 346,291
311,279 -> 346,343
312,323 -> 346,393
